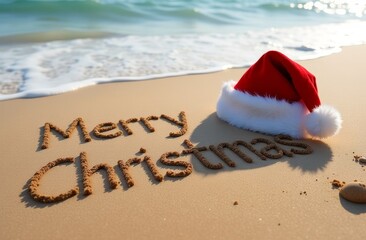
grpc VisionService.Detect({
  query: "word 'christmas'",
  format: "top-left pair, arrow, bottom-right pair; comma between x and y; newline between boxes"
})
29,135 -> 312,204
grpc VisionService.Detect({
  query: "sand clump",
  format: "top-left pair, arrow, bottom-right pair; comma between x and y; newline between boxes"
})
93,122 -> 122,138
160,111 -> 188,137
41,117 -> 91,149
139,115 -> 159,132
119,118 -> 138,135
160,151 -> 193,177
353,155 -> 366,164
28,157 -> 79,203
331,179 -> 345,188
80,151 -> 119,196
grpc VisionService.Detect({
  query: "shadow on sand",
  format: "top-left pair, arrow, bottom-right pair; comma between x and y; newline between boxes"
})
188,113 -> 366,214
23,112 -> 364,214
187,113 -> 333,174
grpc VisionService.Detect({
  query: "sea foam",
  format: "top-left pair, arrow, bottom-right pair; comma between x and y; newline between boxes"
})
1,20 -> 366,100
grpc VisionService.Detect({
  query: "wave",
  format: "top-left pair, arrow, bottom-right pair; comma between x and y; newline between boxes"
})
0,0 -> 246,36
0,30 -> 117,44
1,0 -> 365,40
0,0 -> 144,18
259,0 -> 366,18
0,0 -> 243,21
2,0 -> 365,25
1,20 -> 365,100
1,0 -> 366,100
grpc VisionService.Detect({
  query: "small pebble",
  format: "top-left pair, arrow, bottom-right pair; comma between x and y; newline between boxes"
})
359,156 -> 366,164
340,182 -> 366,204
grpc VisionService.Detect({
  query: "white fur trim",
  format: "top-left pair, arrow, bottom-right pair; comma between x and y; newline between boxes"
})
216,80 -> 308,138
216,80 -> 342,139
304,105 -> 342,138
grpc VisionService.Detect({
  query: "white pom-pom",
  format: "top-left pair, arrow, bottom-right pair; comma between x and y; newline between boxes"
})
304,105 -> 342,138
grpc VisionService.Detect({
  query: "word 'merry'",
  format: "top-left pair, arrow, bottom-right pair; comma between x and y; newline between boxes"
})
41,111 -> 188,149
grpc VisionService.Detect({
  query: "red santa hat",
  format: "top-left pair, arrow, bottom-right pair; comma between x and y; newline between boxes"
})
216,50 -> 342,139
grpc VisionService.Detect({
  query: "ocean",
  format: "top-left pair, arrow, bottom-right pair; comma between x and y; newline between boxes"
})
0,0 -> 366,100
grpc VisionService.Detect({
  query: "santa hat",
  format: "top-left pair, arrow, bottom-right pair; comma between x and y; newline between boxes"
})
216,50 -> 342,139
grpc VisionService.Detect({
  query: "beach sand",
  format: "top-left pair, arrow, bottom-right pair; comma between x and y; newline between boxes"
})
0,45 -> 365,240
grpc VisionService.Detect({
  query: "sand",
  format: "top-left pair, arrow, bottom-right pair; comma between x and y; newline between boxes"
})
1,45 -> 366,240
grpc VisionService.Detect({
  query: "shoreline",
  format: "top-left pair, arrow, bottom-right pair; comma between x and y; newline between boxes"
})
1,45 -> 366,239
0,45 -> 348,101
2,23 -> 366,100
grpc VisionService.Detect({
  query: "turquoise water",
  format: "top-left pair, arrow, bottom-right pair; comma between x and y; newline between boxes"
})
1,0 -> 366,99
1,0 -> 365,37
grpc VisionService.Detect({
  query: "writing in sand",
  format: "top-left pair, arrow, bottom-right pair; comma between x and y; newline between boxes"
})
28,111 -> 313,204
